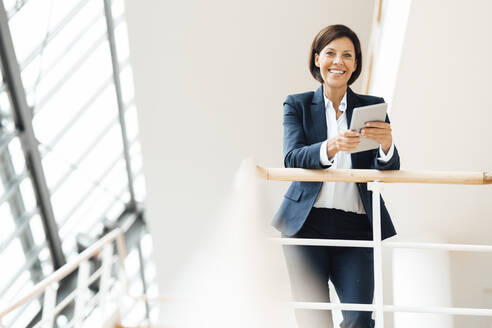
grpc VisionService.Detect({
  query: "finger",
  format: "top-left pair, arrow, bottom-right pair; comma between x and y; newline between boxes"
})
339,136 -> 361,144
365,122 -> 390,129
341,130 -> 360,137
361,129 -> 391,137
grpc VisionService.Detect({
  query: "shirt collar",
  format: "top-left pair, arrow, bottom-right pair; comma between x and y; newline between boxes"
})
324,92 -> 347,112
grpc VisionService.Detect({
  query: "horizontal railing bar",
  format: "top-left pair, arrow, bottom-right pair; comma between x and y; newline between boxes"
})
0,228 -> 125,320
273,238 -> 492,253
384,241 -> 492,252
257,166 -> 492,185
294,301 -> 374,312
272,237 -> 374,248
384,305 -> 492,316
33,256 -> 119,328
294,302 -> 492,316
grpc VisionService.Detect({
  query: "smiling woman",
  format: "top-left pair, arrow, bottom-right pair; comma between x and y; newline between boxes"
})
273,24 -> 400,328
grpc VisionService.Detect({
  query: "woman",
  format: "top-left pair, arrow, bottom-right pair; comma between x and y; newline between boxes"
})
272,25 -> 400,328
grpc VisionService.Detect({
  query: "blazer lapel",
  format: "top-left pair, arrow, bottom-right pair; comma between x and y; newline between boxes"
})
311,85 -> 327,141
345,87 -> 358,129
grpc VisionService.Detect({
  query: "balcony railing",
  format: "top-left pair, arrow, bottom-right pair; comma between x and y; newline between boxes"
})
257,165 -> 492,327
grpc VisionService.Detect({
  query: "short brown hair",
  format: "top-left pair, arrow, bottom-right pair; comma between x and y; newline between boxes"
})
309,24 -> 362,86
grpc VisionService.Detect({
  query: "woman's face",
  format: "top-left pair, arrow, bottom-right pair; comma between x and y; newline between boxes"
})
315,37 -> 357,90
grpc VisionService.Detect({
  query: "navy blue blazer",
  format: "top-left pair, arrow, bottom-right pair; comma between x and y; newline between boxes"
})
272,86 -> 400,239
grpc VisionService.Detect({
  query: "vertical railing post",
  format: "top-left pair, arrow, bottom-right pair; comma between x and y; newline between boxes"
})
73,260 -> 90,328
368,181 -> 384,327
115,230 -> 129,293
99,242 -> 114,317
41,282 -> 58,328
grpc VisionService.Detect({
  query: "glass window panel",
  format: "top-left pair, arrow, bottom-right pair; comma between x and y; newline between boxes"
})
7,137 -> 26,176
0,238 -> 25,285
0,271 -> 30,311
0,91 -> 15,129
36,85 -> 118,165
31,40 -> 113,115
114,21 -> 130,65
3,0 -> 17,13
29,213 -> 46,247
119,63 -> 134,105
0,202 -> 15,243
133,171 -> 146,202
23,10 -> 108,108
129,141 -> 143,174
111,0 -> 125,18
7,0 -> 53,64
123,103 -> 138,141
8,298 -> 40,328
19,177 -> 36,212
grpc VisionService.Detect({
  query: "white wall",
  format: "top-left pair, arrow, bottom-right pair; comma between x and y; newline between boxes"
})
124,0 -> 377,324
382,0 -> 492,326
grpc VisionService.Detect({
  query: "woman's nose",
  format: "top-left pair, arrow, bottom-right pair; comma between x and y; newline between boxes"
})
333,54 -> 342,64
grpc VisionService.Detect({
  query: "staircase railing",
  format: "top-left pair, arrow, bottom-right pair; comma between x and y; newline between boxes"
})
257,165 -> 492,327
0,228 -> 128,328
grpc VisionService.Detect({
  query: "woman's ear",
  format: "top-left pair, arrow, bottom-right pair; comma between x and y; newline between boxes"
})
314,53 -> 320,67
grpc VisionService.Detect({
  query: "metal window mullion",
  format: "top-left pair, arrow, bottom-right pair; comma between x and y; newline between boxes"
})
0,146 -> 43,283
0,2 -> 65,269
103,0 -> 136,210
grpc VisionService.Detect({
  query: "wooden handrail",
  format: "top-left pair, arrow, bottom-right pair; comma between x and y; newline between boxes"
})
0,228 -> 126,320
256,166 -> 492,185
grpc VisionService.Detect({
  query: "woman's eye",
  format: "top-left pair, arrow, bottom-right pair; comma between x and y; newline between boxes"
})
326,51 -> 335,56
344,53 -> 352,58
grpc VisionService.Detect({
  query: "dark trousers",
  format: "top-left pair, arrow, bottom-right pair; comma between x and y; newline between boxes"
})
283,208 -> 375,328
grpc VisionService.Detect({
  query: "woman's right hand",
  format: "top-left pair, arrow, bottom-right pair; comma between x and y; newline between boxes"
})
326,130 -> 361,158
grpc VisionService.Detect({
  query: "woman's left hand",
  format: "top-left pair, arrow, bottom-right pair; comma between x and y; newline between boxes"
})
360,121 -> 392,153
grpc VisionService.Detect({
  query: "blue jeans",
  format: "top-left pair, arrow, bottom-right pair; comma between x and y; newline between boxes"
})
283,208 -> 375,328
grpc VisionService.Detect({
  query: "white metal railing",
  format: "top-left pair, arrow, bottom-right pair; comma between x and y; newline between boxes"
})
0,228 -> 128,328
257,165 -> 492,328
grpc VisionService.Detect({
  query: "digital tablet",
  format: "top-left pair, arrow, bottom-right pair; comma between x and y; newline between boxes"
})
348,102 -> 387,153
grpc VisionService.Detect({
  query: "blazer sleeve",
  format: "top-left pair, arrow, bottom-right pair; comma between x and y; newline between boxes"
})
370,110 -> 400,171
283,96 -> 328,169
